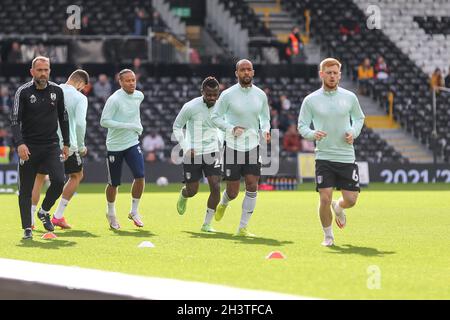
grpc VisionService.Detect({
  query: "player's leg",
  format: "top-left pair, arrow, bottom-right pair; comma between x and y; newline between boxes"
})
38,146 -> 65,232
318,187 -> 334,246
316,160 -> 336,246
339,190 -> 359,209
200,174 -> 221,232
177,154 -> 202,215
194,152 -> 221,232
332,163 -> 360,229
216,146 -> 241,222
18,148 -> 41,239
234,174 -> 259,237
31,173 -> 47,229
105,151 -> 124,229
124,145 -> 145,227
235,147 -> 261,236
52,153 -> 84,228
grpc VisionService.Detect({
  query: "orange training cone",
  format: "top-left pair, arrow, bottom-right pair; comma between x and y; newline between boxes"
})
266,251 -> 286,259
41,232 -> 57,239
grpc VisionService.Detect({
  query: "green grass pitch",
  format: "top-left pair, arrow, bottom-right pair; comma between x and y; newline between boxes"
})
1,183 -> 449,299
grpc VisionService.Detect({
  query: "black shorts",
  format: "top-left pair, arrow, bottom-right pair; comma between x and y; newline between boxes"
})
223,146 -> 261,181
38,152 -> 83,175
183,152 -> 222,183
315,160 -> 360,192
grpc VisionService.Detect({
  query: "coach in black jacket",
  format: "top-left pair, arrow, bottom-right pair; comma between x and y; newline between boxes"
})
10,56 -> 70,240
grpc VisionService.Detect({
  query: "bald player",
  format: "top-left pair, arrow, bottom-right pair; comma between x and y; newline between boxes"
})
211,59 -> 271,237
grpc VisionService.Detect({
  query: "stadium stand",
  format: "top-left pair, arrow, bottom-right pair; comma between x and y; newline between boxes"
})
1,0 -> 447,165
0,71 -> 405,164
0,0 -> 156,35
281,0 -> 449,163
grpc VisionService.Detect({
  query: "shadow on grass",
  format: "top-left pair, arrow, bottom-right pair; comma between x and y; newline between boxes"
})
53,229 -> 100,238
110,229 -> 156,238
17,238 -> 77,250
327,244 -> 396,257
183,231 -> 294,247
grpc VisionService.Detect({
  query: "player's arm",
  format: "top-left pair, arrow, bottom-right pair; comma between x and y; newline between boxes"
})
259,94 -> 271,142
57,89 -> 70,160
76,96 -> 88,154
100,97 -> 138,130
298,98 -> 316,141
10,87 -> 25,147
172,105 -> 190,153
57,89 -> 70,148
10,86 -> 30,160
347,95 -> 366,141
210,94 -> 235,134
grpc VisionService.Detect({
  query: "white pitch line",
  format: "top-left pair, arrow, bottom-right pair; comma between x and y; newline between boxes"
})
0,258 -> 318,300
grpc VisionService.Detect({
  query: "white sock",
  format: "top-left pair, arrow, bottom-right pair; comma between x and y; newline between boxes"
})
130,198 -> 140,215
31,205 -> 37,225
220,190 -> 231,206
239,190 -> 257,229
204,208 -> 215,225
53,198 -> 69,219
323,226 -> 334,239
107,202 -> 116,216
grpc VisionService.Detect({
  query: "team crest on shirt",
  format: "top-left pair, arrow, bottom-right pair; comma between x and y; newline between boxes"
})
186,172 -> 191,180
51,93 -> 56,101
317,175 -> 323,184
109,156 -> 115,163
30,95 -> 36,104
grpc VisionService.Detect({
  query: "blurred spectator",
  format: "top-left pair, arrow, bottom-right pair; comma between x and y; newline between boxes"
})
283,124 -> 302,153
219,82 -> 228,92
80,15 -> 94,35
7,42 -> 22,63
357,58 -> 374,96
112,72 -> 121,92
339,11 -> 360,42
430,68 -> 444,93
279,113 -> 296,133
189,48 -> 201,64
151,11 -> 165,32
0,86 -> 12,114
374,56 -> 389,80
94,74 -> 112,101
445,66 -> 450,88
285,26 -> 305,64
133,57 -> 147,88
301,138 -> 315,152
264,87 -> 277,111
145,151 -> 157,163
270,108 -> 279,129
280,95 -> 291,111
133,8 -> 150,36
0,129 -> 11,164
142,131 -> 165,161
